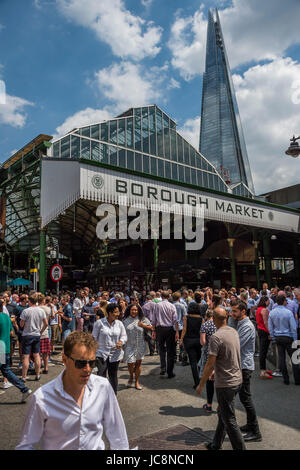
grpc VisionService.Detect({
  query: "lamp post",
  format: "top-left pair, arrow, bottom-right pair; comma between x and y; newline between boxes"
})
285,136 -> 300,157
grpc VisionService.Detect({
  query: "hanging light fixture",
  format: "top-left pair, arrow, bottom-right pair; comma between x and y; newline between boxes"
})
285,136 -> 300,158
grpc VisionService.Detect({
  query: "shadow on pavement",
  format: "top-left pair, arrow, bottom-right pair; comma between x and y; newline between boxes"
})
159,405 -> 217,417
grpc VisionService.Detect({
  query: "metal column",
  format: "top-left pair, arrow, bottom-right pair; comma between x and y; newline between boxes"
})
39,227 -> 46,294
263,235 -> 272,287
227,238 -> 236,288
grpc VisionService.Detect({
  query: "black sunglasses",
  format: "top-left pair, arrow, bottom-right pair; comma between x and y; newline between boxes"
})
67,356 -> 96,369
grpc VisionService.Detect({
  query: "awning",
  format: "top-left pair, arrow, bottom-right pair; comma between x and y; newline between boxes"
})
41,158 -> 300,233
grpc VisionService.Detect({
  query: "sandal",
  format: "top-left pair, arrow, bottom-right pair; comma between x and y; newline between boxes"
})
203,404 -> 212,413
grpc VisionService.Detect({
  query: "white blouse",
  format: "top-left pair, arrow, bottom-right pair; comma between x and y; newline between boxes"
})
92,318 -> 127,362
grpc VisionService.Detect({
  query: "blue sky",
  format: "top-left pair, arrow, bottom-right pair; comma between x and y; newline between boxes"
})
1,0 -> 300,194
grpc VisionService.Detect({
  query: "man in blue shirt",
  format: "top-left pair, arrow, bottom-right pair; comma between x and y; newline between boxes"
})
272,290 -> 298,322
268,294 -> 299,385
231,300 -> 262,442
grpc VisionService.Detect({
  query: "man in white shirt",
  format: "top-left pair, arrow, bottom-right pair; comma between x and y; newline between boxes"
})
15,331 -> 129,450
73,290 -> 85,331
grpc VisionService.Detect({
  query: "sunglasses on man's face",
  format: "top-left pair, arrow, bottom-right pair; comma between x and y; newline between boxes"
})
66,356 -> 97,369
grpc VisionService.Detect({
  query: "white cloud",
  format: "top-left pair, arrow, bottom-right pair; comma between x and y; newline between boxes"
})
94,61 -> 167,112
54,60 -> 171,140
0,94 -> 34,128
233,57 -> 300,193
178,116 -> 200,149
168,7 -> 207,80
168,78 -> 180,90
57,0 -> 162,60
220,0 -> 300,69
141,0 -> 153,8
169,0 -> 300,80
53,106 -> 113,139
33,0 -> 56,8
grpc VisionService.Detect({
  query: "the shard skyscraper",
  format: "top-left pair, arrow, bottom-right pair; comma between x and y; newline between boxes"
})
199,9 -> 254,194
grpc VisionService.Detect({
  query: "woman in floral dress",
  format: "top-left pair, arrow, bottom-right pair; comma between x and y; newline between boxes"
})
123,304 -> 153,390
199,310 -> 217,412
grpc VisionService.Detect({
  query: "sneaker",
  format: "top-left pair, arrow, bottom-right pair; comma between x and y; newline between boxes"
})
203,404 -> 213,413
21,389 -> 32,403
35,375 -> 41,381
272,371 -> 283,377
159,370 -> 166,375
240,424 -> 251,433
204,442 -> 221,451
243,432 -> 262,442
3,382 -> 13,389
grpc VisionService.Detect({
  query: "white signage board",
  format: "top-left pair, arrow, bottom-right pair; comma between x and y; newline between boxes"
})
41,159 -> 300,233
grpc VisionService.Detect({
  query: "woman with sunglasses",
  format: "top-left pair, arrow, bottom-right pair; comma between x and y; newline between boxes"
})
92,303 -> 127,395
123,304 -> 153,390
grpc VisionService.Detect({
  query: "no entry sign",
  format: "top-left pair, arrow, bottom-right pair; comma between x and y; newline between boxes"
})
50,264 -> 63,282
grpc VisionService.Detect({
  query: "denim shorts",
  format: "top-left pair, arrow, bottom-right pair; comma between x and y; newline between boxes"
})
21,335 -> 41,355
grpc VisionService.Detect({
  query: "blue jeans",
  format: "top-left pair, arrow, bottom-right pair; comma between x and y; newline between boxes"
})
62,329 -> 71,341
0,354 -> 29,393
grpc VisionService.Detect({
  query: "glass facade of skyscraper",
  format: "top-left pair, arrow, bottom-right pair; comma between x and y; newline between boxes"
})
50,105 -> 230,194
200,9 -> 255,194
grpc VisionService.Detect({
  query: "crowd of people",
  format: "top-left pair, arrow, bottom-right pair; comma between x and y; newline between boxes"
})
0,281 -> 299,450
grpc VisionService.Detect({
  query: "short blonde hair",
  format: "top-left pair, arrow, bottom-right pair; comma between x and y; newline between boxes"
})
63,331 -> 98,357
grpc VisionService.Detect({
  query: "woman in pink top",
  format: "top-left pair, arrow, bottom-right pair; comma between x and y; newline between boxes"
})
256,296 -> 272,379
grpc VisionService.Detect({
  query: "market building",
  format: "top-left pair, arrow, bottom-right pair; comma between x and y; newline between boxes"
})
0,104 -> 299,292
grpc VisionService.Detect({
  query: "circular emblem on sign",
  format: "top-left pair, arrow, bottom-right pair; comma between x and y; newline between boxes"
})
91,175 -> 104,190
50,264 -> 63,282
268,211 -> 274,221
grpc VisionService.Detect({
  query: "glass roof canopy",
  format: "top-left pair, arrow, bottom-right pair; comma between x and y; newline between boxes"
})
49,105 -> 233,195
0,135 -> 52,248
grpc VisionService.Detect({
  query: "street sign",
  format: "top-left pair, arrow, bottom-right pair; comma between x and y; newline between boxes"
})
50,264 -> 63,282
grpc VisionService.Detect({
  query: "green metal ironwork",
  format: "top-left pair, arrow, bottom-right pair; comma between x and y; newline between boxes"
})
263,235 -> 272,287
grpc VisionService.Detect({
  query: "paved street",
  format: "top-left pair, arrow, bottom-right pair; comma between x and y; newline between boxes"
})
1,351 -> 300,451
